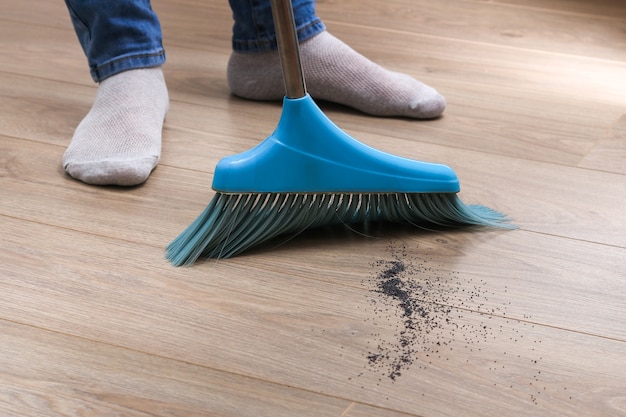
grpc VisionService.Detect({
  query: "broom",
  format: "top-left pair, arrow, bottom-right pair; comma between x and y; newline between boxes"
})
166,0 -> 513,266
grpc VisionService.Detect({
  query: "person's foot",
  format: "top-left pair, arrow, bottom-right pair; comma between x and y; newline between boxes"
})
227,31 -> 445,118
63,67 -> 169,186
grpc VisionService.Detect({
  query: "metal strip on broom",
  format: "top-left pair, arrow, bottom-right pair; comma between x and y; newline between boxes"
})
166,0 -> 514,265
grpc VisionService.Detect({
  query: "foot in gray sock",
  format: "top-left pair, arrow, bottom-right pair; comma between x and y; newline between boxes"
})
227,31 -> 445,118
63,68 -> 169,186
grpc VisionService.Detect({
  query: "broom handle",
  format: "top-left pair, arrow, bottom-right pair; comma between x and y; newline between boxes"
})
270,0 -> 307,99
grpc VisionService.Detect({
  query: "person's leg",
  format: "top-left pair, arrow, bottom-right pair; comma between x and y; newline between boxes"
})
63,0 -> 169,186
228,0 -> 324,52
227,0 -> 445,119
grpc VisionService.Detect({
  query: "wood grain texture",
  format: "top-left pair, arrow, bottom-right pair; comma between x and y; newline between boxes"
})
1,0 -> 625,416
579,114 -> 626,175
315,0 -> 626,61
2,217 -> 625,416
1,320 -> 354,417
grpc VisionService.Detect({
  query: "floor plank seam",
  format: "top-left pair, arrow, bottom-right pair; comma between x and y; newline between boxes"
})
324,20 -> 626,65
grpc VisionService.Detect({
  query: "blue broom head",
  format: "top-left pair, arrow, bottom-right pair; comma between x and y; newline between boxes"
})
212,94 -> 460,194
166,95 -> 513,265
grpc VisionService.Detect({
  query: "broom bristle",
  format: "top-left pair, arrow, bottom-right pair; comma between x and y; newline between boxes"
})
166,192 -> 513,266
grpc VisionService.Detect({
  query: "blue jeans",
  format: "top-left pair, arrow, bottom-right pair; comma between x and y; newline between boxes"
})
65,0 -> 325,82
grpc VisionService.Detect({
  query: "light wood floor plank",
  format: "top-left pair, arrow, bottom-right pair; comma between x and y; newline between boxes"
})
0,76 -> 86,147
0,21 -> 91,85
486,0 -> 626,18
1,320 -> 353,417
579,114 -> 626,175
316,0 -> 626,61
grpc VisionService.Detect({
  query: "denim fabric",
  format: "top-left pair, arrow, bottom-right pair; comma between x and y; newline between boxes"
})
65,0 -> 325,82
65,0 -> 166,82
229,0 -> 325,52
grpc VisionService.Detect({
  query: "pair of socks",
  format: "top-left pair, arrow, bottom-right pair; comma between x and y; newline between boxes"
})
63,31 -> 445,186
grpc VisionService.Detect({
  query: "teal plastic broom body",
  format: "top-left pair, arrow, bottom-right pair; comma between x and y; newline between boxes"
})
213,94 -> 460,194
165,97 -> 511,264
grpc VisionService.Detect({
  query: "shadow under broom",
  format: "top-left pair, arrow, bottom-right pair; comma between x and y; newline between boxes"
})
166,0 -> 513,266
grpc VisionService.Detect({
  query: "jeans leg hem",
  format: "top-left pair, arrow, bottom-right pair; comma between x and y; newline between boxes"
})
91,50 -> 166,82
232,19 -> 325,53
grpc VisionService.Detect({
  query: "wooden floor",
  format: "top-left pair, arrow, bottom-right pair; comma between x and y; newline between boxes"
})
1,0 -> 625,416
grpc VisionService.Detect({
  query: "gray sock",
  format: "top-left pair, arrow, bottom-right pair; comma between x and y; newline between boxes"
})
227,31 -> 445,118
63,68 -> 169,186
